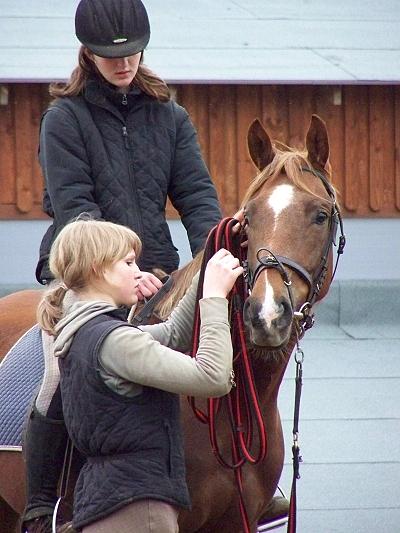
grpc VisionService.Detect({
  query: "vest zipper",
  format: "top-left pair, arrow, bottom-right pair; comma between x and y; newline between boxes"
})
122,126 -> 130,149
122,93 -> 128,105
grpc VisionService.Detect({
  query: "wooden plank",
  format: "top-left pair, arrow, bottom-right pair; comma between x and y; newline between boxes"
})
0,84 -> 16,206
30,84 -> 45,204
313,85 -> 344,205
342,86 -> 369,214
395,86 -> 400,212
166,85 -> 212,219
178,84 -> 210,164
314,86 -> 345,207
236,85 -> 261,203
2,83 -> 400,220
369,86 -> 395,213
287,85 -> 315,150
208,85 -> 238,216
13,85 -> 34,213
0,205 -> 47,218
261,85 -> 289,144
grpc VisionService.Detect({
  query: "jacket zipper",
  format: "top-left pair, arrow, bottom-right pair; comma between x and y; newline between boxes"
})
122,126 -> 130,149
121,125 -> 144,239
122,93 -> 128,105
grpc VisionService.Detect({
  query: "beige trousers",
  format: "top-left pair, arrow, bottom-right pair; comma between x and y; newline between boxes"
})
82,499 -> 179,533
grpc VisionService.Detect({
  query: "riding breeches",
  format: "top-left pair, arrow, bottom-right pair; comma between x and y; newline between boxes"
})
81,500 -> 179,533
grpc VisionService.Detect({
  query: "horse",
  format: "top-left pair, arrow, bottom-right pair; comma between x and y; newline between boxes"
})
0,114 -> 343,532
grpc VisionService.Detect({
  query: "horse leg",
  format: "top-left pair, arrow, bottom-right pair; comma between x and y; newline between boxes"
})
0,451 -> 26,515
0,496 -> 20,533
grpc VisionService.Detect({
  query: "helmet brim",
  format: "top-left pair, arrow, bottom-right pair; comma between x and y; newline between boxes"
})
85,34 -> 149,58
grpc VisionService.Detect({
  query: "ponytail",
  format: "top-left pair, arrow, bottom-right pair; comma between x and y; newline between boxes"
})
37,283 -> 69,336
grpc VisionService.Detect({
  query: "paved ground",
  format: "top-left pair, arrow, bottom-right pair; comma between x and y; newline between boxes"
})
277,281 -> 400,532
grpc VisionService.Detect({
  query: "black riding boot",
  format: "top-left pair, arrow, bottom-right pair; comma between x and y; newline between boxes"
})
20,406 -> 68,532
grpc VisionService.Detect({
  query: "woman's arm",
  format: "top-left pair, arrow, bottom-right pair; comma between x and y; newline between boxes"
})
100,296 -> 232,398
168,104 -> 222,256
39,105 -> 102,225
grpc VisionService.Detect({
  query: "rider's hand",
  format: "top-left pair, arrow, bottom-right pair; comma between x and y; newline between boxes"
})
136,271 -> 163,301
203,248 -> 243,299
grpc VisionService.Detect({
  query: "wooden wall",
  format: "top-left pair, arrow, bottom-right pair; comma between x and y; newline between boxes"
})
0,83 -> 399,220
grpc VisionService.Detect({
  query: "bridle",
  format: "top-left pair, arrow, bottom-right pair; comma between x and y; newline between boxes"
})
242,166 -> 346,334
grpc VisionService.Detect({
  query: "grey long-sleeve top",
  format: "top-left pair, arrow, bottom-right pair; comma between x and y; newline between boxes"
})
54,275 -> 233,399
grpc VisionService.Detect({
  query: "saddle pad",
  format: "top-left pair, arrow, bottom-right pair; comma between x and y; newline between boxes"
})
0,325 -> 44,451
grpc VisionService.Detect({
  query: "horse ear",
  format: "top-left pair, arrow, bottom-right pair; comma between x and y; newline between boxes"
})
306,114 -> 330,170
247,119 -> 275,171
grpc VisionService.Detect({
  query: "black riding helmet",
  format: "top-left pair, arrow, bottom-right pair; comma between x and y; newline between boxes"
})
75,0 -> 150,58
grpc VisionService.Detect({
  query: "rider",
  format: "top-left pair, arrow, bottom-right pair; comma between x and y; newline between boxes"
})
22,0 -> 222,530
36,218 -> 242,532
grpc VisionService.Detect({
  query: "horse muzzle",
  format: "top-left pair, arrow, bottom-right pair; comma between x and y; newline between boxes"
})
243,295 -> 292,348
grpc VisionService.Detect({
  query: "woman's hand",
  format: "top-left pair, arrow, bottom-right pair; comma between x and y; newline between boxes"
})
136,271 -> 163,301
203,248 -> 244,298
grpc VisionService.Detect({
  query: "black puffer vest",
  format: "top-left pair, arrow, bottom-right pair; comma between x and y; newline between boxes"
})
36,79 -> 221,282
59,312 -> 190,529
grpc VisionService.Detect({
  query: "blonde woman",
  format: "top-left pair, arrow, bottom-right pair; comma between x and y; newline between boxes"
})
27,218 -> 242,532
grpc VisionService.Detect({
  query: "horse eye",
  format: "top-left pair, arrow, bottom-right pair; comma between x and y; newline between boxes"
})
315,211 -> 328,225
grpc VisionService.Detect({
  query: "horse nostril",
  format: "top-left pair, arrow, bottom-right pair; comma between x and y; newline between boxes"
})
243,299 -> 263,328
273,298 -> 292,330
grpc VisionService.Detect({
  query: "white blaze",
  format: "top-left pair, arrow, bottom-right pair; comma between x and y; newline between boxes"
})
258,184 -> 294,325
259,274 -> 281,328
268,184 -> 294,218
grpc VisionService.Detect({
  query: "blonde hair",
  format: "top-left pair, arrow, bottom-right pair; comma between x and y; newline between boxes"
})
49,46 -> 170,102
37,219 -> 141,335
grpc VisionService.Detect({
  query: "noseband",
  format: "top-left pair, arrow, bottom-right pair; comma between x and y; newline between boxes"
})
242,167 -> 346,332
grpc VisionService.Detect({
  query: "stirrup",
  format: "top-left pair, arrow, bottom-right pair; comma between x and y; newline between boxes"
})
257,486 -> 289,532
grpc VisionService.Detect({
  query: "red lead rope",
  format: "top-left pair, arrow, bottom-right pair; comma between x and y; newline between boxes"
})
188,218 -> 267,533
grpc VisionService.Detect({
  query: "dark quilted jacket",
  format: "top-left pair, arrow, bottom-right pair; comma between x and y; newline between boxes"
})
36,78 -> 222,282
59,312 -> 190,530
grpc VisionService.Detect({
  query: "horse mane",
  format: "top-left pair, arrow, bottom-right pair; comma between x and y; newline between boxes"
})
154,252 -> 204,321
241,143 -> 335,208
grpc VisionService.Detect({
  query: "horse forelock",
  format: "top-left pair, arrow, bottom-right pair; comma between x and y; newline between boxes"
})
241,146 -> 336,209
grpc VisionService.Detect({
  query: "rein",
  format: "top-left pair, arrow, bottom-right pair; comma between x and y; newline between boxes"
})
189,217 -> 266,533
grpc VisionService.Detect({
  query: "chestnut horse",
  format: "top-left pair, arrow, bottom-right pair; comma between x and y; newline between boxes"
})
0,115 -> 343,532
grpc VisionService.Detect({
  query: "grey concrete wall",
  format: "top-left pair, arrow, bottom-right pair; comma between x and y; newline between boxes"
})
0,218 -> 399,292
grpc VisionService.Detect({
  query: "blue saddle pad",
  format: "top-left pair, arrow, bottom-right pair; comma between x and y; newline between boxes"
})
0,325 -> 44,450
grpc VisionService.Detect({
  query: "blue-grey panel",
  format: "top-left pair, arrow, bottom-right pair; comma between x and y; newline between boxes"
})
281,339 -> 400,378
279,462 -> 400,509
290,508 -> 400,533
339,281 -> 400,339
236,0 -> 400,21
1,0 -> 399,82
317,49 -> 400,83
0,217 -> 399,285
280,419 -> 400,463
2,0 -> 79,17
147,20 -> 400,50
278,377 -> 400,419
0,47 -> 354,83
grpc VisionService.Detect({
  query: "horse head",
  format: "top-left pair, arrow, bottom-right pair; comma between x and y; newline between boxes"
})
242,115 -> 342,350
